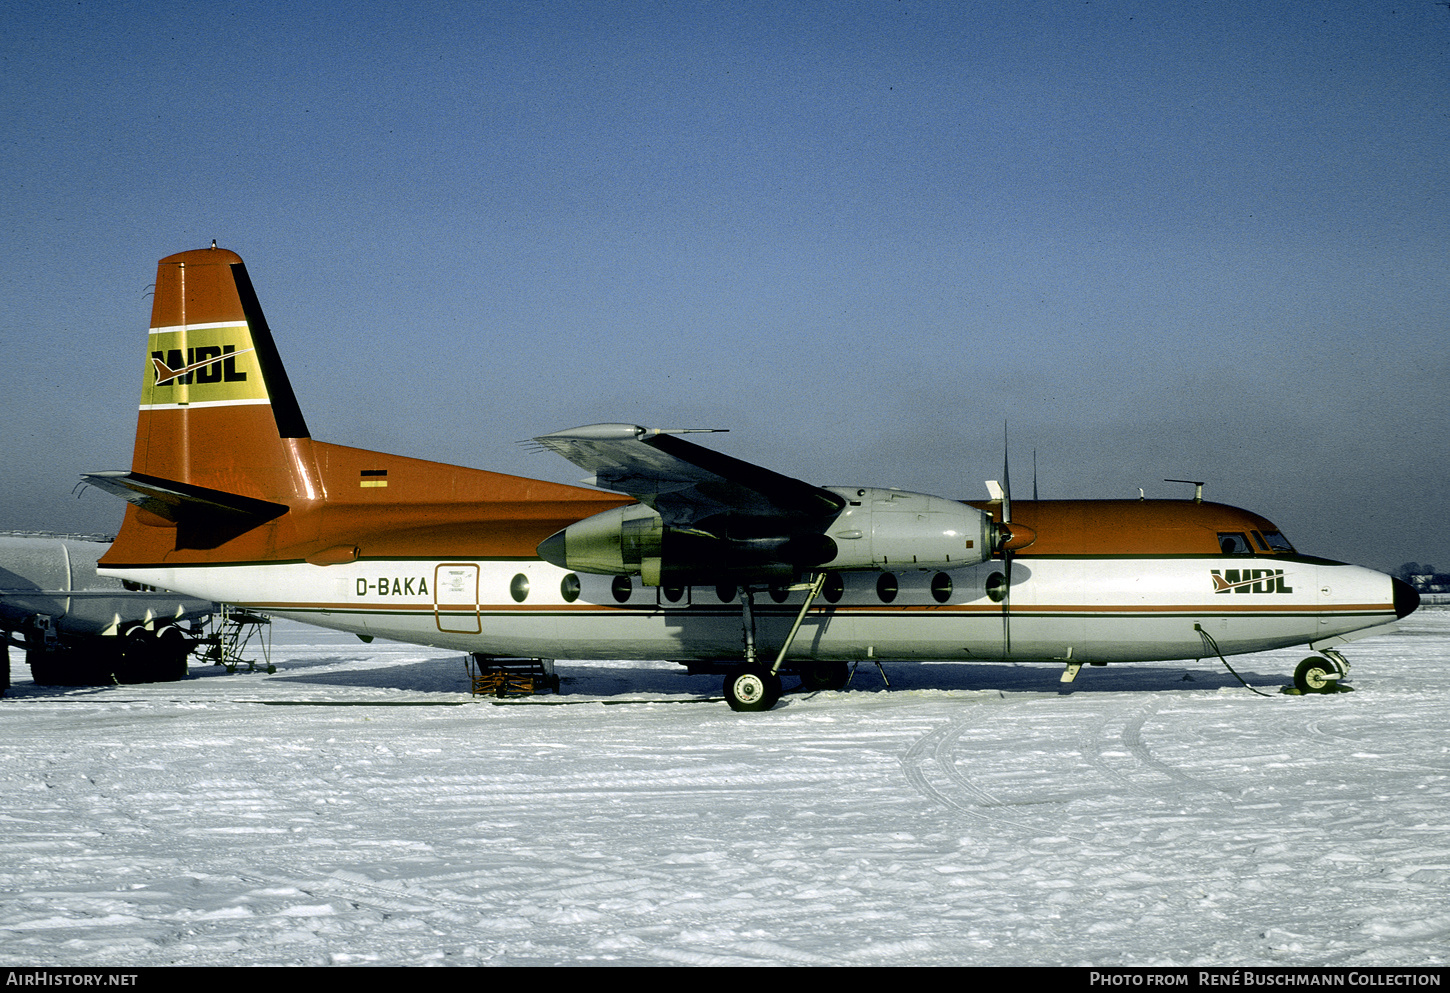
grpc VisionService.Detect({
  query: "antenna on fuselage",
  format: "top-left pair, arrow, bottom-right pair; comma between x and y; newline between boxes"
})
1164,479 -> 1205,503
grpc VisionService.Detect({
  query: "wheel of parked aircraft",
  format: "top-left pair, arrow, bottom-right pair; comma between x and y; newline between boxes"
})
1294,656 -> 1337,694
799,661 -> 850,691
724,666 -> 782,712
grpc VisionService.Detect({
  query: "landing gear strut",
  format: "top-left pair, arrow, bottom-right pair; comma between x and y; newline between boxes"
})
724,574 -> 830,711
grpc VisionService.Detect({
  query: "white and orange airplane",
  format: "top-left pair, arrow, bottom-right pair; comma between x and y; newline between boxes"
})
85,246 -> 1419,710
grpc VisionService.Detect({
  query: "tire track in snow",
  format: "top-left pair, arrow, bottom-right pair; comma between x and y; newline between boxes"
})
1085,700 -> 1224,797
899,712 -> 1039,827
900,717 -> 993,814
903,697 -> 1239,819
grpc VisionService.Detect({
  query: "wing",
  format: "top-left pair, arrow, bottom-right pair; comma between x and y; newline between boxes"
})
530,423 -> 844,528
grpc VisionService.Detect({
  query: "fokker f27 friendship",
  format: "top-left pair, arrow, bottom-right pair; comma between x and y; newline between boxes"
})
85,247 -> 1419,710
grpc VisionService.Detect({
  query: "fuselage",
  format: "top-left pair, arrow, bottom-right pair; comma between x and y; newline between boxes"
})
101,497 -> 1408,666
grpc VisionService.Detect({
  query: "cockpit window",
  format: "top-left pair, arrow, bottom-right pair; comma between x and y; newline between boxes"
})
1218,532 -> 1253,555
1260,530 -> 1295,553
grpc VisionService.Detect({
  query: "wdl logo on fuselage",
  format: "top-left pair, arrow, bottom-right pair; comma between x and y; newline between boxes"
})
1211,569 -> 1293,594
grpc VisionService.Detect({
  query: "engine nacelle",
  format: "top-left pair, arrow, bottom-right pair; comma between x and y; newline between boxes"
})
818,487 -> 996,571
537,503 -> 664,582
536,504 -> 838,586
537,487 -> 1001,586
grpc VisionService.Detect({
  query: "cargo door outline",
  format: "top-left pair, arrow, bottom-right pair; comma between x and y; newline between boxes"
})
434,563 -> 481,633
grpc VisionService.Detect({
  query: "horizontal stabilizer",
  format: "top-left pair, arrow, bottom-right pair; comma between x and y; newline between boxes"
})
82,471 -> 288,549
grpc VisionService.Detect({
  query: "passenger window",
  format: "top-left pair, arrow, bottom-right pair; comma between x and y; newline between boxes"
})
560,573 -> 581,603
1217,533 -> 1252,555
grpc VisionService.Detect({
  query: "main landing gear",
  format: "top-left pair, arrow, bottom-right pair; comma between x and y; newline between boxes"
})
724,665 -> 782,712
722,575 -> 840,712
720,660 -> 852,712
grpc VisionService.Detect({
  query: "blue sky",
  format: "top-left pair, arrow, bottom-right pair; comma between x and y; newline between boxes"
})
3,0 -> 1448,572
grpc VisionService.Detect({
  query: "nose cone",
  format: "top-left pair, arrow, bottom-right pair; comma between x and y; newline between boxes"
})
1392,577 -> 1420,619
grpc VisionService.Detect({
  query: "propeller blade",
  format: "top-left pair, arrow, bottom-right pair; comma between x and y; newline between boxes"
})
988,426 -> 1037,657
1001,425 -> 1012,525
1001,425 -> 1012,654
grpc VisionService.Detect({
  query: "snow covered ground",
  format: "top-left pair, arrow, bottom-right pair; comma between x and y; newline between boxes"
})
2,610 -> 1447,967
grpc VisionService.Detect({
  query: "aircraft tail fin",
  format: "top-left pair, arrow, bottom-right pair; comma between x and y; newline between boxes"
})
90,246 -> 327,556
121,246 -> 322,506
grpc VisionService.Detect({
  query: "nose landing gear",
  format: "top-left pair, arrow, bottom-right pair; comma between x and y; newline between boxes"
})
1293,649 -> 1351,694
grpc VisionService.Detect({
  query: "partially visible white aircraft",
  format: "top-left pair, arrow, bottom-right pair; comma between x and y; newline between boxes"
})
83,247 -> 1417,709
0,533 -> 214,689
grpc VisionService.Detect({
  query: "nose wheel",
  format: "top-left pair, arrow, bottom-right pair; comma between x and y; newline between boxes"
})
1293,652 -> 1350,694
